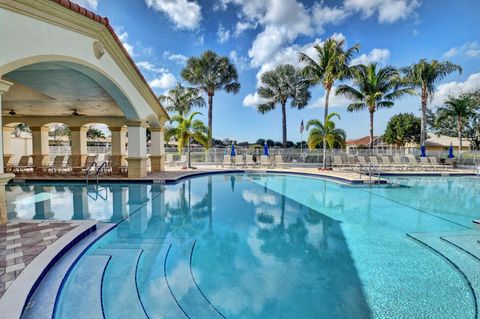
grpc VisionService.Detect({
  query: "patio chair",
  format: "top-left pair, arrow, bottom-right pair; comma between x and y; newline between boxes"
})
381,156 -> 394,170
369,156 -> 385,170
176,155 -> 187,167
165,154 -> 175,167
3,155 -> 13,172
428,157 -> 446,170
393,156 -> 408,171
333,156 -> 345,169
222,155 -> 231,167
245,155 -> 256,167
419,157 -> 434,170
11,155 -> 34,174
235,154 -> 244,167
406,155 -> 421,170
47,155 -> 65,174
111,155 -> 128,174
260,155 -> 270,168
357,156 -> 368,166
33,154 -> 50,175
348,156 -> 359,169
274,155 -> 286,168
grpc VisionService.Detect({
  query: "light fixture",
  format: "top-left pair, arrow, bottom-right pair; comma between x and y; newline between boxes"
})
72,110 -> 80,116
8,110 -> 16,116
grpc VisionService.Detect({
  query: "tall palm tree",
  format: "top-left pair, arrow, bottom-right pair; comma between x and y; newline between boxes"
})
165,112 -> 209,168
256,64 -> 311,147
306,112 -> 346,150
402,59 -> 462,146
337,63 -> 414,149
158,83 -> 205,116
298,37 -> 359,167
181,50 -> 241,148
436,94 -> 476,151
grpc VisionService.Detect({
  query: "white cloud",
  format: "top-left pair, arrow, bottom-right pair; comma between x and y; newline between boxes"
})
309,86 -> 354,109
137,61 -> 168,73
163,51 -> 188,64
117,30 -> 135,57
229,51 -> 250,71
74,0 -> 98,10
312,2 -> 349,34
234,21 -> 256,36
144,0 -> 202,30
343,0 -> 421,23
243,92 -> 267,108
431,73 -> 480,106
217,24 -> 230,43
444,41 -> 480,59
351,48 -> 391,65
149,72 -> 177,90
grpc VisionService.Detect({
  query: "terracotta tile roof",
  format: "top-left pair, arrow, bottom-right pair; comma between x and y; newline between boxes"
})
346,136 -> 378,146
49,0 -> 167,119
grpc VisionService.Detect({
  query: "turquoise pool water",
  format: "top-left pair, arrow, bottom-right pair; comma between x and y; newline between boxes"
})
9,174 -> 480,318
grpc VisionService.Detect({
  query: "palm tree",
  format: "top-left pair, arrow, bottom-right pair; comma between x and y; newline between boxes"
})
402,59 -> 462,146
256,64 -> 311,147
306,112 -> 346,150
436,94 -> 476,151
165,112 -> 209,168
298,37 -> 359,167
158,83 -> 205,116
337,63 -> 414,149
181,50 -> 241,148
87,127 -> 106,141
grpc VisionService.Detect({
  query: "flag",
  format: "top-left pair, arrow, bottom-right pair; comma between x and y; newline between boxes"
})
300,119 -> 304,134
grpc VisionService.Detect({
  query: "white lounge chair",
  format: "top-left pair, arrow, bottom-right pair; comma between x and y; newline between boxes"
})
245,155 -> 256,167
393,156 -> 408,171
176,155 -> 187,167
165,154 -> 175,167
222,155 -> 231,167
333,156 -> 348,169
12,155 -> 34,174
428,157 -> 446,170
235,155 -> 244,167
260,155 -> 269,168
274,155 -> 286,168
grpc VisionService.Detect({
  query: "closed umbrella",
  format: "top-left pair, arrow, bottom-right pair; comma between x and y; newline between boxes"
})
231,143 -> 236,157
420,144 -> 426,157
448,143 -> 454,158
263,142 -> 269,156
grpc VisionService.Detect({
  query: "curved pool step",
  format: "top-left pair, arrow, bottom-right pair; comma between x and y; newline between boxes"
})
408,231 -> 480,319
440,234 -> 480,261
55,255 -> 111,319
165,242 -> 225,319
93,248 -> 148,319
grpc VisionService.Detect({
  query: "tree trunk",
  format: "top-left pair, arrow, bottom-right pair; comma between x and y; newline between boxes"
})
322,87 -> 331,169
369,110 -> 374,150
187,137 -> 191,168
458,116 -> 462,152
420,85 -> 428,146
281,100 -> 287,148
207,92 -> 213,149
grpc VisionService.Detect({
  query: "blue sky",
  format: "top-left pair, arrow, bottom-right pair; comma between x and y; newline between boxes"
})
78,0 -> 480,143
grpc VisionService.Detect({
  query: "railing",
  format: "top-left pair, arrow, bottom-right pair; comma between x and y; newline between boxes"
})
85,161 -> 97,184
95,161 -> 108,184
358,163 -> 381,184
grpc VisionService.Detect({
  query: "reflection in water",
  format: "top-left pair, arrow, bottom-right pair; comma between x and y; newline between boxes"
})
54,175 -> 371,319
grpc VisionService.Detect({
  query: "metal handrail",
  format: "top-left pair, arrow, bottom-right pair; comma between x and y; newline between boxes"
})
96,161 -> 108,184
85,161 -> 97,184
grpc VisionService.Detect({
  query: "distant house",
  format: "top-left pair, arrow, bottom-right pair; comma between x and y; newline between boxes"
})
406,135 -> 470,151
345,136 -> 392,151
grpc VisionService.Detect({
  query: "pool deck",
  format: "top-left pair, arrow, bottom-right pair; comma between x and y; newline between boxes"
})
0,220 -> 97,319
9,165 -> 476,185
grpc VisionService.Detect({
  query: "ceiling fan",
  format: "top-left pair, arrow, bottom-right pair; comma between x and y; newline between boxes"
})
72,109 -> 85,116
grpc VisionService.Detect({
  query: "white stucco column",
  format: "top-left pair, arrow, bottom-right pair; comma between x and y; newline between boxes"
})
0,79 -> 15,224
111,126 -> 127,165
149,127 -> 165,172
70,126 -> 88,166
126,121 -> 148,178
2,126 -> 14,168
31,126 -> 50,156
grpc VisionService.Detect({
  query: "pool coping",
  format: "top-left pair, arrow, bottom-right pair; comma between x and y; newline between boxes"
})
9,168 -> 390,185
0,220 -> 97,319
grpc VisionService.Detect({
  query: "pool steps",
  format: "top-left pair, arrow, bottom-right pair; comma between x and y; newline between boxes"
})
408,231 -> 480,319
55,255 -> 111,319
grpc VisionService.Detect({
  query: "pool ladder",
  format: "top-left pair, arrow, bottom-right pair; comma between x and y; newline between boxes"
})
85,161 -> 108,185
359,163 -> 381,184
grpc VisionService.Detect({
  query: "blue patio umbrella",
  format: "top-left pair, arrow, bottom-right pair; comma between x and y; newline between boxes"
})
448,143 -> 454,158
263,142 -> 269,156
230,143 -> 236,157
420,144 -> 426,157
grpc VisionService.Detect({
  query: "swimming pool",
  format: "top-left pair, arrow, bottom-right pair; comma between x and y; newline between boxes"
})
9,174 -> 480,318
